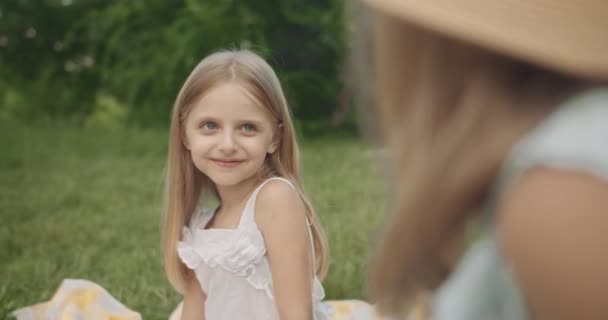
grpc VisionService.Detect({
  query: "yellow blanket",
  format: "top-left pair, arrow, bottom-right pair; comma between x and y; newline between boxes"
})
13,279 -> 388,320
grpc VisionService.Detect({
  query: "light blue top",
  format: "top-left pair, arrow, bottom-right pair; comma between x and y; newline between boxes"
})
432,88 -> 608,320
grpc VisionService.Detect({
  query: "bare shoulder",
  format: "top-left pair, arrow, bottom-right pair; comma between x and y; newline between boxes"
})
254,179 -> 314,317
254,179 -> 307,232
497,167 -> 608,319
497,166 -> 608,227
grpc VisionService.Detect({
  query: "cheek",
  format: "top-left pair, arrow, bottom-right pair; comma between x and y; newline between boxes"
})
187,135 -> 215,153
242,137 -> 273,155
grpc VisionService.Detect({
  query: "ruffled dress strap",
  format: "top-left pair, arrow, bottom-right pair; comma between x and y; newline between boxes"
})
239,177 -> 317,270
239,177 -> 297,228
189,207 -> 216,230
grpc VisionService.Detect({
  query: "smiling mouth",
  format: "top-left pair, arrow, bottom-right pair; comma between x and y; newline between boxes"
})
212,159 -> 244,168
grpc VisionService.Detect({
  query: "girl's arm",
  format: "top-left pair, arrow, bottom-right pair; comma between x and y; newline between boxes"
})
181,277 -> 206,320
497,167 -> 608,320
256,180 -> 314,320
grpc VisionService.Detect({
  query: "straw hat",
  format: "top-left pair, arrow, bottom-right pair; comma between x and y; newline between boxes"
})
362,0 -> 608,79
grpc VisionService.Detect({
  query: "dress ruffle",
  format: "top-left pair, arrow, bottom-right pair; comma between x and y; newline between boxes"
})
177,224 -> 332,319
177,223 -> 275,298
312,279 -> 333,319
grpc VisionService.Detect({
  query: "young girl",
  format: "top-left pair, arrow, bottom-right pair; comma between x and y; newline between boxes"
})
161,49 -> 332,320
357,1 -> 608,319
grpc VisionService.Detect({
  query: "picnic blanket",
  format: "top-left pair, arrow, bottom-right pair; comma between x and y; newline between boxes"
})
12,279 -> 395,320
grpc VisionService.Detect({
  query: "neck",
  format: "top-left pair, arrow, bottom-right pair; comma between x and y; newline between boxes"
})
215,175 -> 263,211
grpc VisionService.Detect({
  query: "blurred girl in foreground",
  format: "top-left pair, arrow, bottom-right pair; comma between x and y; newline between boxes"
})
358,1 -> 608,319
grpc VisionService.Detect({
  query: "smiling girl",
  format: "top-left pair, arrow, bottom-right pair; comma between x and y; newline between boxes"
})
161,49 -> 331,320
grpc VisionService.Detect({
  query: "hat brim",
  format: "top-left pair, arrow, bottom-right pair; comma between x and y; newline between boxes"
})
362,0 -> 608,79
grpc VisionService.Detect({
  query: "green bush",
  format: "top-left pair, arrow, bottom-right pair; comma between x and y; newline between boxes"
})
0,0 -> 347,126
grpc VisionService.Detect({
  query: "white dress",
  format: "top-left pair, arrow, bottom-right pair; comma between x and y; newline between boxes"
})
177,177 -> 332,320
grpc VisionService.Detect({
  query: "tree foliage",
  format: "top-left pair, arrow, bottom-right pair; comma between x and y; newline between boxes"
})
0,0 -> 346,125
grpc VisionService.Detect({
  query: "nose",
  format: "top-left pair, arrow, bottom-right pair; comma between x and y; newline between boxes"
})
218,130 -> 237,154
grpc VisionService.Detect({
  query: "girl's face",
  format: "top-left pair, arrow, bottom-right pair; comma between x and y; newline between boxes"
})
183,82 -> 278,188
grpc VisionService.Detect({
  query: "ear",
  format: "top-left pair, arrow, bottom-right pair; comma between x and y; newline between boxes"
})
182,128 -> 191,150
267,123 -> 283,154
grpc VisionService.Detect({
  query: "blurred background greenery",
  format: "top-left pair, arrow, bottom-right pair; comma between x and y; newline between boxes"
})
0,1 -> 388,319
0,0 -> 358,131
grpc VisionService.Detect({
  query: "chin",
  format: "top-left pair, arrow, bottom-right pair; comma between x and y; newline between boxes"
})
206,172 -> 253,187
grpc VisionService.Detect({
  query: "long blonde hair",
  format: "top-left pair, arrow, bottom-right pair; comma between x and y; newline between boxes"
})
362,11 -> 588,317
162,49 -> 329,294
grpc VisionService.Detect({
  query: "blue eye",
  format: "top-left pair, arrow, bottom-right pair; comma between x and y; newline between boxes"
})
242,123 -> 256,132
201,122 -> 218,130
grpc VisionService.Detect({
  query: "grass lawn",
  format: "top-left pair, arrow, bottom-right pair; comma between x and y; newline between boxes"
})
0,121 -> 388,320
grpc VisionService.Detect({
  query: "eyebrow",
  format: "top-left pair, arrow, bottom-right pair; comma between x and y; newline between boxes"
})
235,119 -> 265,126
191,116 -> 220,124
191,116 -> 267,127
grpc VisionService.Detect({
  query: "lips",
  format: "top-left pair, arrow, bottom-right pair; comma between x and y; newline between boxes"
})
212,159 -> 244,168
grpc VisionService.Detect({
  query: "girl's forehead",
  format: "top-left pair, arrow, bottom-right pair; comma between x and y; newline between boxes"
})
189,82 -> 275,122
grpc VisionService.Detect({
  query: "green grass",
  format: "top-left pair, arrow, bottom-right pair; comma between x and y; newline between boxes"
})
0,121 -> 388,320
